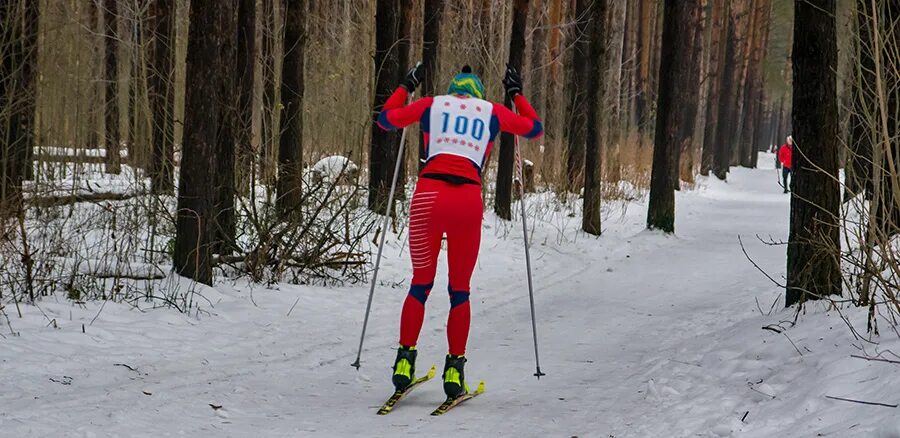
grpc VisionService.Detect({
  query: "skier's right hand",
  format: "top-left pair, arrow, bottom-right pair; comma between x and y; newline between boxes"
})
402,62 -> 425,92
502,64 -> 523,99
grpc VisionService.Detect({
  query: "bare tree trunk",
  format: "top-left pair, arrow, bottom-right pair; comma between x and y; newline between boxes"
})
394,0 -> 414,198
635,0 -> 654,136
174,0 -> 238,285
712,0 -> 749,180
368,0 -> 403,214
21,0 -> 37,181
149,0 -> 175,194
565,0 -> 590,193
647,0 -> 701,233
603,0 -> 626,183
785,0 -> 841,307
0,0 -> 38,214
701,0 -> 726,176
236,0 -> 256,193
583,0 -> 608,236
215,7 -> 239,256
529,0 -> 547,117
739,0 -> 771,169
277,0 -> 306,218
494,0 -> 529,220
421,0 -> 443,168
104,0 -> 121,175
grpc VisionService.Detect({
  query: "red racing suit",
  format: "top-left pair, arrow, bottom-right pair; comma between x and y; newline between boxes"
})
377,86 -> 543,355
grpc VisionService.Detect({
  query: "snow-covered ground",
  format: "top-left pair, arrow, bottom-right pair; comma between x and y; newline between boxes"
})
2,154 -> 899,437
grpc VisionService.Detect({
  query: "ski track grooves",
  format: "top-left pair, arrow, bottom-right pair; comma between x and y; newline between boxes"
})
1,165 -> 795,437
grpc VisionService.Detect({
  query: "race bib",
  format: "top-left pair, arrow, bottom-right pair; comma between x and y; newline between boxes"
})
428,95 -> 492,167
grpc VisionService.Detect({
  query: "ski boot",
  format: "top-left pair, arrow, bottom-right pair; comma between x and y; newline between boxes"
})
442,354 -> 468,399
392,345 -> 417,391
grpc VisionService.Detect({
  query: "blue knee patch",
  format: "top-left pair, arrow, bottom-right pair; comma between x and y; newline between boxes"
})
448,288 -> 470,308
409,284 -> 432,304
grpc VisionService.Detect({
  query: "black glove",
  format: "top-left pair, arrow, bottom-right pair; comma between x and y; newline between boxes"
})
502,64 -> 523,99
402,62 -> 425,92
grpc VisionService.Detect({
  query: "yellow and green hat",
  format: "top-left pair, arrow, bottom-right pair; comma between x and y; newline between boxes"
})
447,66 -> 485,99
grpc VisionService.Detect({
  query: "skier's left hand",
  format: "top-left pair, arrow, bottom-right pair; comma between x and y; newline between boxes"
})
402,62 -> 425,92
502,64 -> 523,99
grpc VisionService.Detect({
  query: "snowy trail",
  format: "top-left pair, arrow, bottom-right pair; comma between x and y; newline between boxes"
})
7,158 -> 897,437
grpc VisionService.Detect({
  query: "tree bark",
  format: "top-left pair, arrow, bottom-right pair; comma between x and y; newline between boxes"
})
174,0 -> 239,285
494,0 -> 529,221
604,0 -> 627,183
647,0 -> 700,233
701,0 -> 727,176
368,0 -> 403,214
0,0 -> 38,213
712,0 -> 750,180
277,0 -> 307,219
582,0 -> 608,236
421,0 -> 443,168
21,0 -> 36,181
149,0 -> 175,194
394,0 -> 414,197
529,0 -> 547,117
785,0 -> 841,307
236,0 -> 256,193
214,7 -> 239,256
635,0 -> 654,135
104,0 -> 121,175
564,0 -> 591,193
739,0 -> 772,169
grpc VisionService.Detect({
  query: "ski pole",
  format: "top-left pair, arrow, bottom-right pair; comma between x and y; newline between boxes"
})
352,91 -> 414,370
512,102 -> 545,379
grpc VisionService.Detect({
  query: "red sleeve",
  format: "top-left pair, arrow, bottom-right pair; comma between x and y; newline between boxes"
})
493,95 -> 544,139
377,87 -> 433,131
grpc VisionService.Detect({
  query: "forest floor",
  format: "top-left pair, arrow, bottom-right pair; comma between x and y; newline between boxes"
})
2,153 -> 900,437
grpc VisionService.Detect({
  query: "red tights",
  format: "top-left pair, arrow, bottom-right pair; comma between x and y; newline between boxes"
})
398,178 -> 482,356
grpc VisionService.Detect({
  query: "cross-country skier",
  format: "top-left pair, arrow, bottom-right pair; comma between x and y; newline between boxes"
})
376,64 -> 543,399
778,136 -> 793,193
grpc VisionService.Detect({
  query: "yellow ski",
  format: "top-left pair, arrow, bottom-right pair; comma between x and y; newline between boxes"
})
376,365 -> 436,415
429,380 -> 485,416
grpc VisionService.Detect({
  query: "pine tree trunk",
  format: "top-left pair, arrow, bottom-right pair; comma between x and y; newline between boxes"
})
621,0 -> 639,135
150,0 -> 175,194
603,0 -> 627,182
421,0 -> 443,168
21,0 -> 36,182
175,0 -> 239,285
739,0 -> 771,169
368,0 -> 403,214
529,0 -> 547,117
635,0 -> 654,136
277,0 -> 306,219
0,0 -> 38,214
647,0 -> 700,233
394,0 -> 414,198
104,0 -> 121,175
582,0 -> 608,236
677,0 -> 706,187
712,0 -> 750,180
494,0 -> 529,220
872,2 -> 900,236
847,0 -> 877,200
701,0 -> 726,176
236,0 -> 256,193
785,0 -> 841,307
564,0 -> 591,193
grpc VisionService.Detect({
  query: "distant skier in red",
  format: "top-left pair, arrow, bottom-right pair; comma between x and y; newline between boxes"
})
376,64 -> 543,398
778,136 -> 793,193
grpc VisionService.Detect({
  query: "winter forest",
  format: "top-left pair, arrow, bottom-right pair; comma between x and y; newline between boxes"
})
2,0 -> 900,436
